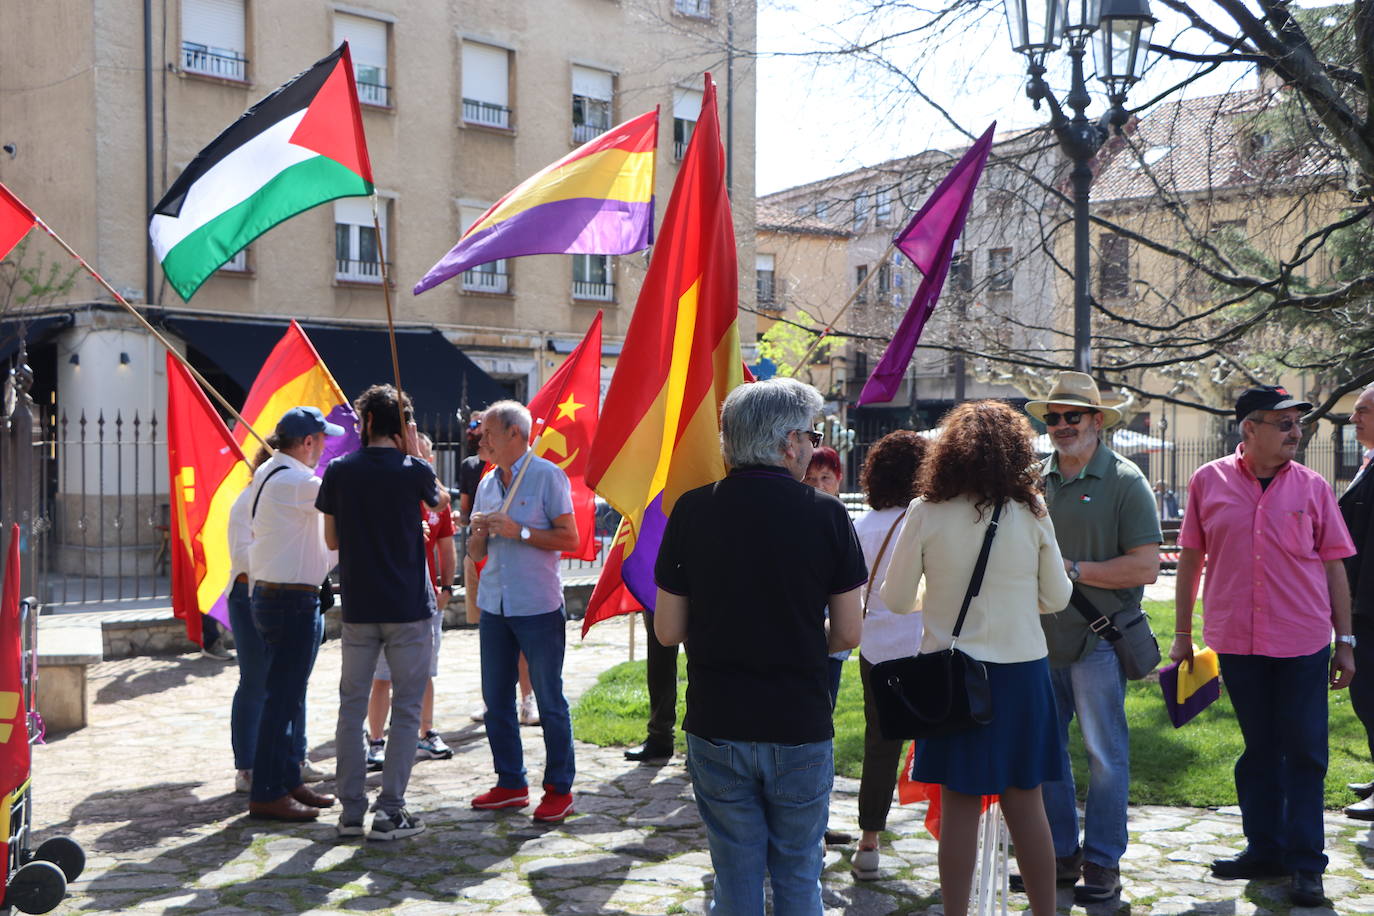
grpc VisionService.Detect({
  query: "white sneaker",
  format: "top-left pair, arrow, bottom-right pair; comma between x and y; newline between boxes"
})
300,760 -> 331,783
234,769 -> 251,794
469,704 -> 486,723
520,693 -> 540,727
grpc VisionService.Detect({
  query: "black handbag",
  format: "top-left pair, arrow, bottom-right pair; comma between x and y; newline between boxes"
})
1067,587 -> 1161,680
870,502 -> 1001,741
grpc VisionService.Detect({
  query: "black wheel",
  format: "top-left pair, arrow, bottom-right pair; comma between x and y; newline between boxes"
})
4,860 -> 66,914
32,837 -> 83,882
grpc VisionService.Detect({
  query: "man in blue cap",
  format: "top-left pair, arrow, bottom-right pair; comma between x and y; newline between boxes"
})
246,405 -> 345,822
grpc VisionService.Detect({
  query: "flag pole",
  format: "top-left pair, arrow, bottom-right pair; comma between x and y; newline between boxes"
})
29,215 -> 271,460
370,194 -> 410,447
787,239 -> 898,375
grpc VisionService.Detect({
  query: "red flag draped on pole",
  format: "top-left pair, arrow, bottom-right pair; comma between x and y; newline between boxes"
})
857,124 -> 996,405
527,311 -> 603,561
0,525 -> 30,813
0,183 -> 37,261
167,355 -> 251,646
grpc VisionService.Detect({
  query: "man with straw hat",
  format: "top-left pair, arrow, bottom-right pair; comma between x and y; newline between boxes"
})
1023,372 -> 1162,904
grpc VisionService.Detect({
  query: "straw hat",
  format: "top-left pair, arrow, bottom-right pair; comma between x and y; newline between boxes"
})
1025,372 -> 1123,428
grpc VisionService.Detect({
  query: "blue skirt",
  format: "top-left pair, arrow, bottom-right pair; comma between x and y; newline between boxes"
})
911,656 -> 1062,796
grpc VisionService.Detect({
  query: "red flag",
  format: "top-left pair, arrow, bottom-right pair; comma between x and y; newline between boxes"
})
0,525 -> 29,804
580,518 -> 643,636
896,742 -> 996,839
167,354 -> 251,645
528,311 -> 602,560
0,183 -> 37,261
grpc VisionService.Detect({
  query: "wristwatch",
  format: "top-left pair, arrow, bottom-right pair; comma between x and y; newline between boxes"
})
1337,634 -> 1357,648
520,525 -> 532,541
1067,560 -> 1081,582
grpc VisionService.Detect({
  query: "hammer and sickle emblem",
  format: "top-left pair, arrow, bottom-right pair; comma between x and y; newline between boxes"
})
0,691 -> 20,743
534,427 -> 580,470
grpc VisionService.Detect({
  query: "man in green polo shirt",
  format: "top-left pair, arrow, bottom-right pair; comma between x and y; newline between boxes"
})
1026,372 -> 1162,904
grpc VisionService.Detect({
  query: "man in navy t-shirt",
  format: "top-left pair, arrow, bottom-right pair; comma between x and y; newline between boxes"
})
318,384 -> 441,842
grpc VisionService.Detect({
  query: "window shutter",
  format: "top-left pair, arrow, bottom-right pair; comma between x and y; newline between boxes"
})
463,43 -> 509,106
182,0 -> 245,53
460,205 -> 487,234
334,14 -> 387,71
673,87 -> 702,121
571,66 -> 613,101
755,254 -> 774,272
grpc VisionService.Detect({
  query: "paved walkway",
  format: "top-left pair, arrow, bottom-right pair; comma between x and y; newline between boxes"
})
31,614 -> 1374,914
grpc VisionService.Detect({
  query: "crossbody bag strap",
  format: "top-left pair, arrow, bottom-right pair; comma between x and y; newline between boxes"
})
863,512 -> 907,617
251,465 -> 291,519
1068,585 -> 1123,642
950,501 -> 1003,646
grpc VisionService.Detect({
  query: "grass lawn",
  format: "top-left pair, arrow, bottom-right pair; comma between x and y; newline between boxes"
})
571,600 -> 1370,808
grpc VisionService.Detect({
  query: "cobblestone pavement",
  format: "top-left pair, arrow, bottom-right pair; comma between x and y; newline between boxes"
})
29,615 -> 1374,914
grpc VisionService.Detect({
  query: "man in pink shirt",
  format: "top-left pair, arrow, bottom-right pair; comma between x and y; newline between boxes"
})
1171,385 -> 1356,909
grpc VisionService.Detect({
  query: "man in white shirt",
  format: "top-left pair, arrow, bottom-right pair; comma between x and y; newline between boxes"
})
246,406 -> 343,821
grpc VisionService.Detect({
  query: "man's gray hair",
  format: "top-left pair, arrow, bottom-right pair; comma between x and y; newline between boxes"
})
720,378 -> 823,467
485,400 -> 532,438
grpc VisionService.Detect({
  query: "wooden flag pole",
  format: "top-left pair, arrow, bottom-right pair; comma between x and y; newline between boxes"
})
31,215 -> 271,460
787,239 -> 898,376
370,194 -> 411,448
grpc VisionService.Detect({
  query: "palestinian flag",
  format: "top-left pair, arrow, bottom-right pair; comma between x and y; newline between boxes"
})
150,43 -> 373,301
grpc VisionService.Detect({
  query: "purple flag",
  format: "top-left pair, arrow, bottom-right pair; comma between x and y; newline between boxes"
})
857,124 -> 996,406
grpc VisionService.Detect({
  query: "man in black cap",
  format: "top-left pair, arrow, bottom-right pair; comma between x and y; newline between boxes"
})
1170,385 -> 1355,908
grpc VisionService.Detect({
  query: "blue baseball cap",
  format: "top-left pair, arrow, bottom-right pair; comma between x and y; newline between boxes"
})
275,406 -> 345,438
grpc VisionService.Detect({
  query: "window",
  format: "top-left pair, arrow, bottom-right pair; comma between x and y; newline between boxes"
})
852,194 -> 870,232
988,247 -> 1013,291
949,252 -> 973,292
672,87 -> 702,160
986,188 -> 1017,212
756,254 -> 776,306
462,42 -> 512,128
459,205 -> 508,294
1098,233 -> 1130,298
572,254 -> 614,301
181,0 -> 246,81
855,264 -> 869,305
335,14 -> 389,107
674,0 -> 711,17
220,247 -> 248,273
877,262 -> 892,298
572,66 -> 614,144
334,198 -> 387,283
815,200 -> 830,222
874,188 -> 893,226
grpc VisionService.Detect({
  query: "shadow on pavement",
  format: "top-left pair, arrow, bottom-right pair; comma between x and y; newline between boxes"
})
91,655 -> 228,706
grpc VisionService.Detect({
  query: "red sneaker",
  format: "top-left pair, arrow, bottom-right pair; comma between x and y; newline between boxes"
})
471,786 -> 529,810
532,784 -> 575,823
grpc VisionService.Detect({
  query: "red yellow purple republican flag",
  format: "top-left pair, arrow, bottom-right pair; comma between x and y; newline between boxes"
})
528,311 -> 602,561
235,320 -> 360,472
167,354 -> 251,646
583,74 -> 743,633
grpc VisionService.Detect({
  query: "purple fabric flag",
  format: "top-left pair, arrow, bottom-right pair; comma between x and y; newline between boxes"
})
857,124 -> 997,406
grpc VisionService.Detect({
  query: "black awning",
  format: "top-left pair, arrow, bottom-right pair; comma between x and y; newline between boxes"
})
0,313 -> 73,366
160,314 -> 509,420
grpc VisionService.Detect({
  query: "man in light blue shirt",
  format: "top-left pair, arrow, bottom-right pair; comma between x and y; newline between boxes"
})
467,400 -> 579,823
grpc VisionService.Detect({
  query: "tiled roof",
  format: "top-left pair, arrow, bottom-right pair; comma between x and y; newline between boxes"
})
755,202 -> 851,237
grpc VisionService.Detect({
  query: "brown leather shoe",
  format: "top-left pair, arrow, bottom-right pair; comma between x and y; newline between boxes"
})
248,795 -> 320,821
290,784 -> 337,808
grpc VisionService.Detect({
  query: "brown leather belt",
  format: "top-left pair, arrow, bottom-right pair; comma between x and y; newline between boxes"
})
255,581 -> 317,593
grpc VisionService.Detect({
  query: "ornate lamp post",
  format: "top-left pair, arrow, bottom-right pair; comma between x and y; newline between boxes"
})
1004,0 -> 1155,372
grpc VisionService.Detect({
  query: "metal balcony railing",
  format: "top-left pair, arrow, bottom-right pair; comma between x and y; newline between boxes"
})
356,79 -> 390,107
573,121 -> 609,144
572,279 -> 614,301
462,265 -> 509,294
463,98 -> 511,128
182,43 -> 247,81
674,0 -> 712,18
335,258 -> 387,283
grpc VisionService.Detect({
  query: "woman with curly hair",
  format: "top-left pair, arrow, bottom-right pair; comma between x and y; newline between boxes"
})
880,400 -> 1072,916
849,431 -> 927,880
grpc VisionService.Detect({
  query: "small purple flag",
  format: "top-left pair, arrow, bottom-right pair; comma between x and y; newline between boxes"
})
857,124 -> 996,406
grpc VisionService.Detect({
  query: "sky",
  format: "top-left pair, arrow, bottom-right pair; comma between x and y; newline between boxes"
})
753,0 -> 1276,195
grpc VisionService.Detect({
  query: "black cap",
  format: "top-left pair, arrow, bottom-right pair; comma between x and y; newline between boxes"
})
1234,385 -> 1312,424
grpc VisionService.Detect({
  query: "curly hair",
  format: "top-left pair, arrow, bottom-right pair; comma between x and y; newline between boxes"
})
860,431 -> 927,510
353,384 -> 414,441
917,400 -> 1044,518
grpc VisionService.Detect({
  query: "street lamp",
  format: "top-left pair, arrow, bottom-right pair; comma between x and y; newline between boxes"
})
1005,0 -> 1155,372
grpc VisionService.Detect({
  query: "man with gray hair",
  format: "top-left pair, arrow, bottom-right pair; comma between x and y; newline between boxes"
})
654,377 -> 866,914
467,400 -> 581,822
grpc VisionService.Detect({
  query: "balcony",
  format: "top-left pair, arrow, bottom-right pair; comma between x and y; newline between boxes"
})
463,98 -> 511,129
182,43 -> 247,81
462,264 -> 509,294
335,258 -> 386,284
356,79 -> 390,108
573,121 -> 610,144
573,279 -> 614,301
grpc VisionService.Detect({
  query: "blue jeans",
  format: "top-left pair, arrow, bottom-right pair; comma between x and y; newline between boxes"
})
1219,648 -> 1330,873
249,584 -> 322,803
1043,639 -> 1129,868
229,580 -> 305,771
479,609 -> 575,793
687,735 -> 832,916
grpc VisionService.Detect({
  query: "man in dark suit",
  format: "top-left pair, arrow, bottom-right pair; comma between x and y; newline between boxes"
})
1341,385 -> 1374,820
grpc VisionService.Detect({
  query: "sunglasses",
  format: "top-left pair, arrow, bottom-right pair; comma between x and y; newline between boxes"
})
795,429 -> 823,447
1044,410 -> 1096,427
1252,417 -> 1304,433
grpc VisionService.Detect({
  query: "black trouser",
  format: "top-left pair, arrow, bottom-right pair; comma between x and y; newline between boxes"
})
1353,616 -> 1374,765
858,655 -> 906,832
643,611 -> 679,746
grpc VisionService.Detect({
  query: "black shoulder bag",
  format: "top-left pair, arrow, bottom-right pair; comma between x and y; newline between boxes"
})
1067,587 -> 1160,680
870,502 -> 1001,741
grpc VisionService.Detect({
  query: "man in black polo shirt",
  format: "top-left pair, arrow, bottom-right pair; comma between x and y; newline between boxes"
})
654,377 -> 866,915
